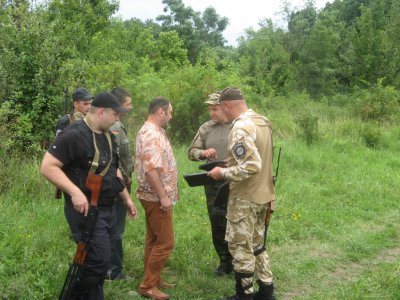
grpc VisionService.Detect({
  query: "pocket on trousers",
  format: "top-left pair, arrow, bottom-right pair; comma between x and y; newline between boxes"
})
226,198 -> 250,223
225,199 -> 250,245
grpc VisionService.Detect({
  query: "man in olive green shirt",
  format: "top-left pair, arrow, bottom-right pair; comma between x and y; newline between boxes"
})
188,92 -> 233,275
107,87 -> 134,280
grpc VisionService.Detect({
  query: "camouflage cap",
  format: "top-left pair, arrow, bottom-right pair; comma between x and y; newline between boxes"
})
204,92 -> 221,105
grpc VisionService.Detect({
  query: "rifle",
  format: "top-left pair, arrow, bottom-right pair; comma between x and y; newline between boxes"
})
59,173 -> 103,300
55,86 -> 70,199
263,146 -> 281,247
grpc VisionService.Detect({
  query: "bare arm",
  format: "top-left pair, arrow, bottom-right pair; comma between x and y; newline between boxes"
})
145,168 -> 172,211
40,152 -> 89,216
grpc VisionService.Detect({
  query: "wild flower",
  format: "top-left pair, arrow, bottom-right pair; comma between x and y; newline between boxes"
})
292,213 -> 301,221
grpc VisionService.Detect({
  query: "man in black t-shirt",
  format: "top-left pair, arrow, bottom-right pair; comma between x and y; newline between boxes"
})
41,92 -> 137,299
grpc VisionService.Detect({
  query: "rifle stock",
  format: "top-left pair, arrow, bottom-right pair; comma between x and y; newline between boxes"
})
85,173 -> 103,207
263,146 -> 281,247
263,203 -> 272,248
59,173 -> 103,300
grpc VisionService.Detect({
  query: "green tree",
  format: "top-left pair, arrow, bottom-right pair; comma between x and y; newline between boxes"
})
237,19 -> 294,96
285,0 -> 318,64
0,1 -> 66,152
156,0 -> 228,63
297,10 -> 344,97
345,0 -> 389,88
47,0 -> 118,54
384,0 -> 400,88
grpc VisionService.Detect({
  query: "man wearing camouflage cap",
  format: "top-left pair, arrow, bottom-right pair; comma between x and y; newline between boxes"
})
188,92 -> 233,275
208,87 -> 276,300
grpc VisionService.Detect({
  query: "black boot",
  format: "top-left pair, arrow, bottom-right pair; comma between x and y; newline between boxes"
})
253,280 -> 275,300
217,293 -> 253,300
217,272 -> 254,300
214,260 -> 234,276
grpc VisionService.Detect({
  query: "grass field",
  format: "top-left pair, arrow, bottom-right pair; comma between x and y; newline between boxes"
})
0,99 -> 399,299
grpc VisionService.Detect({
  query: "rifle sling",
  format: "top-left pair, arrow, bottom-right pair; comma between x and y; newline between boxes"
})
84,116 -> 112,176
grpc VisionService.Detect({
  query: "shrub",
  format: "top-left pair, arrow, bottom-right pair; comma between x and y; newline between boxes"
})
361,125 -> 381,148
357,80 -> 400,123
0,101 -> 42,155
295,112 -> 319,145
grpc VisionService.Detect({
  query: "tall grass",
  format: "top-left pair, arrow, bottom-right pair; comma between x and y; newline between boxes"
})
1,98 -> 399,299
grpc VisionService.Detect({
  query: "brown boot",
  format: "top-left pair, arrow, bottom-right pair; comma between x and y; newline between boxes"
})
139,286 -> 170,300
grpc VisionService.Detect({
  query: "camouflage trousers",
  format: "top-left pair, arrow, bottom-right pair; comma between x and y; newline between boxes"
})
225,197 -> 273,293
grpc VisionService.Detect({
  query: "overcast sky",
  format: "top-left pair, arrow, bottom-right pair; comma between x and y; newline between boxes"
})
115,0 -> 332,46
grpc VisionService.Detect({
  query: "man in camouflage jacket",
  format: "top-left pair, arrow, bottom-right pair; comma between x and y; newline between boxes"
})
208,87 -> 276,300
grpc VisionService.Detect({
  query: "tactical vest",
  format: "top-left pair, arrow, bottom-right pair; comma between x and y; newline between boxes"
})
229,114 -> 275,205
62,121 -> 125,207
55,112 -> 85,137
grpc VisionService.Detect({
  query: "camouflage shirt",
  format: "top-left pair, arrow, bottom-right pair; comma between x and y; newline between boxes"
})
110,120 -> 134,184
220,109 -> 274,204
188,120 -> 231,162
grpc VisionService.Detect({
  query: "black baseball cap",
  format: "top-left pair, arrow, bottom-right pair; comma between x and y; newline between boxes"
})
219,87 -> 244,101
72,87 -> 93,101
91,92 -> 129,113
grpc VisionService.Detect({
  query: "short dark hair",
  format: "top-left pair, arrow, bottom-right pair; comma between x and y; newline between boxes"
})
148,97 -> 170,115
111,87 -> 131,105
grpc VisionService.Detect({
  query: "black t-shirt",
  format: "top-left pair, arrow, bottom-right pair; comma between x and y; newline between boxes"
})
48,121 -> 122,206
49,123 -> 112,168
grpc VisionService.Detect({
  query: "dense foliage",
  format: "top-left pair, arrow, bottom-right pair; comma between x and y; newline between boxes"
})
0,0 -> 399,155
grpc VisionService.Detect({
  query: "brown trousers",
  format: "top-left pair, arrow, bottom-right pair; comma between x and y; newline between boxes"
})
139,199 -> 174,289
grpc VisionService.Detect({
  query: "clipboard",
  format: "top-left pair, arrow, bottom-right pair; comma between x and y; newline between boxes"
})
183,172 -> 217,187
198,160 -> 226,171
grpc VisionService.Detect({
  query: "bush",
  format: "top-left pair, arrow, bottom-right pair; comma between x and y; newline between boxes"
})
357,80 -> 400,123
160,63 -> 246,142
0,101 -> 42,155
361,125 -> 381,148
295,112 -> 319,145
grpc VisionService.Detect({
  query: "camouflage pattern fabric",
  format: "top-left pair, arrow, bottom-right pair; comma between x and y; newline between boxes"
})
110,120 -> 134,184
220,109 -> 274,205
225,197 -> 273,293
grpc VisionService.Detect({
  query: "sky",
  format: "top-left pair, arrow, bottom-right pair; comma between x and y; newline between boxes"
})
115,0 -> 332,46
